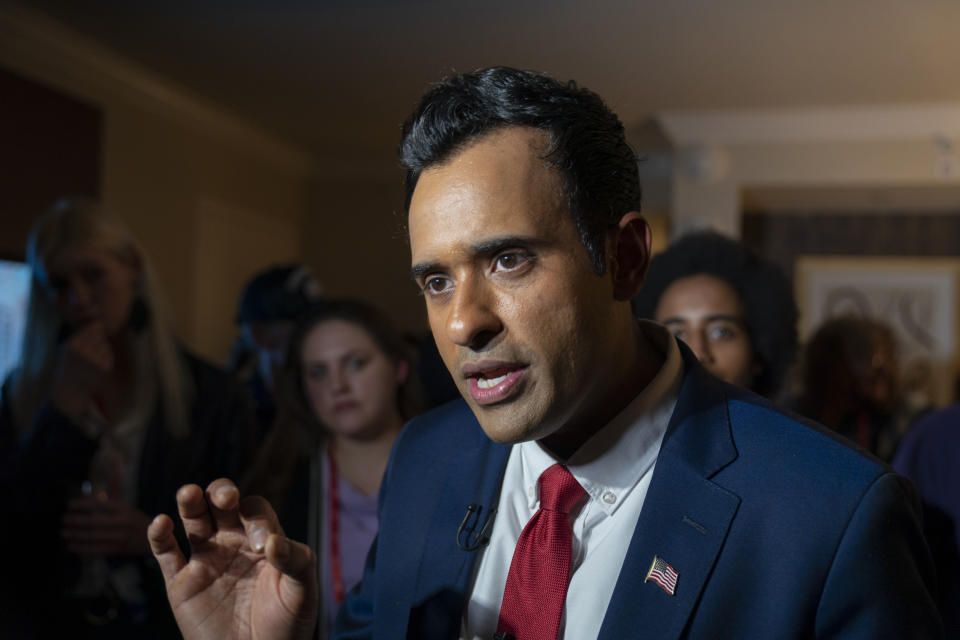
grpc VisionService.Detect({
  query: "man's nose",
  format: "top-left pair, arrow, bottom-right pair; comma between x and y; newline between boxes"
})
687,331 -> 713,365
444,275 -> 502,351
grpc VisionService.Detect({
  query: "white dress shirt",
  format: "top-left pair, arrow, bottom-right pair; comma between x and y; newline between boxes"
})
460,321 -> 683,640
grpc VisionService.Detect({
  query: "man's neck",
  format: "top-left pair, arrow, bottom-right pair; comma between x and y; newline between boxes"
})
538,324 -> 664,460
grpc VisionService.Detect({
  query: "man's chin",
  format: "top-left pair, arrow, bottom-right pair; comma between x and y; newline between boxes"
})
479,428 -> 527,445
473,415 -> 550,446
462,390 -> 555,444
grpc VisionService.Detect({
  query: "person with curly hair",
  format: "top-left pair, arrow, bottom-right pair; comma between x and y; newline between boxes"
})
632,230 -> 798,399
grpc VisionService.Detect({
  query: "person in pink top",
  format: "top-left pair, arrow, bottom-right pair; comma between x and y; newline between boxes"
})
243,299 -> 420,637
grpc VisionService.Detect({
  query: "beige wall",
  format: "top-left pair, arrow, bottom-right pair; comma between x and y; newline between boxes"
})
0,8 -> 313,363
669,138 -> 960,238
102,103 -> 310,361
659,107 -> 960,237
305,175 -> 428,336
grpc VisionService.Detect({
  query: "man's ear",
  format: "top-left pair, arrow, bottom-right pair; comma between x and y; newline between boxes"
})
610,212 -> 651,301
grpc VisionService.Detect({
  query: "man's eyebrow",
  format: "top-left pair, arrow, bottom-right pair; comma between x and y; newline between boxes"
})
662,313 -> 745,325
705,314 -> 746,324
410,261 -> 444,282
472,235 -> 540,256
410,235 -> 541,281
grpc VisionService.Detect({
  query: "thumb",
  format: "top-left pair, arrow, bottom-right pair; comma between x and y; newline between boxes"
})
266,533 -> 316,583
266,534 -> 318,625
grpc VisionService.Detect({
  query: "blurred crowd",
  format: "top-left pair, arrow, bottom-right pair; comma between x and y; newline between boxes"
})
0,199 -> 956,637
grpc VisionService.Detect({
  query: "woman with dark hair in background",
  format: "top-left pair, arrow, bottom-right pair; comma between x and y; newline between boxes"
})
0,198 -> 257,638
633,230 -> 798,399
244,299 -> 420,637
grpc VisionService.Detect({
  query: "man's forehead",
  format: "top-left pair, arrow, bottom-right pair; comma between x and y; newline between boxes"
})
408,129 -> 565,244
428,125 -> 551,171
412,127 -> 555,198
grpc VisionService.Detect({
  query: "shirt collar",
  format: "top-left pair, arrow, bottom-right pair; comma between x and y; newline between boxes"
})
518,320 -> 683,516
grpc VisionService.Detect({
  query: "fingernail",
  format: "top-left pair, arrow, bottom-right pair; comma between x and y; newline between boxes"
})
215,485 -> 236,503
276,536 -> 289,560
250,527 -> 267,552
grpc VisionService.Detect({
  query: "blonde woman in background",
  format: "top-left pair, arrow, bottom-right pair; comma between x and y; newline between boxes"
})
0,198 -> 258,639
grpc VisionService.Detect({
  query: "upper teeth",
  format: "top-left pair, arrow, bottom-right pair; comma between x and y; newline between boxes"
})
477,373 -> 509,389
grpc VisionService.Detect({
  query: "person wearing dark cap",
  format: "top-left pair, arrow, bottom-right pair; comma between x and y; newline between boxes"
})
230,264 -> 324,432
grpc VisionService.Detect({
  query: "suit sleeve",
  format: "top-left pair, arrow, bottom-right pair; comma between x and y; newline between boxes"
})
814,471 -> 943,638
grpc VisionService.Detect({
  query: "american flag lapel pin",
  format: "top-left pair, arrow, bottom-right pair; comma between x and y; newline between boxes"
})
645,555 -> 679,595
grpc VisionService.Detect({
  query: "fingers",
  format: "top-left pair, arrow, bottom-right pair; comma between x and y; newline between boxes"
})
266,533 -> 316,583
267,533 -> 319,616
62,503 -> 153,555
68,321 -> 114,371
62,513 -> 127,541
65,539 -> 128,555
51,322 -> 113,416
148,513 -> 185,581
176,483 -> 214,544
66,495 -> 108,512
205,478 -> 244,534
176,479 -> 243,545
238,494 -> 284,553
238,494 -> 316,597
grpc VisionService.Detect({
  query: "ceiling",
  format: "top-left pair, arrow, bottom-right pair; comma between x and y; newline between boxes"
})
16,0 -> 960,174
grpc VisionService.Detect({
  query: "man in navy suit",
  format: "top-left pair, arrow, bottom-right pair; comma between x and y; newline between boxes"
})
149,68 -> 941,639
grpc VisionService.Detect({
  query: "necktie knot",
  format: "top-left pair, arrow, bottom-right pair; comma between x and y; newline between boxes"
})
538,464 -> 585,515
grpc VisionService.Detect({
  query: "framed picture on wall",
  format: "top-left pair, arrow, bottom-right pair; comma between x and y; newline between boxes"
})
795,256 -> 960,407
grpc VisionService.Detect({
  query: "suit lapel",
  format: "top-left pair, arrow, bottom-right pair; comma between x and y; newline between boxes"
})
599,351 -> 741,640
406,432 -> 511,638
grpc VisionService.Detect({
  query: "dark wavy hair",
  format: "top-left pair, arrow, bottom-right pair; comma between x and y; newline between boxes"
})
399,66 -> 641,274
632,231 -> 798,398
277,299 -> 421,429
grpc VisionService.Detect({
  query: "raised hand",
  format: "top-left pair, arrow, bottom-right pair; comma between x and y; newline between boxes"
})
50,321 -> 114,419
147,478 -> 318,640
62,495 -> 153,555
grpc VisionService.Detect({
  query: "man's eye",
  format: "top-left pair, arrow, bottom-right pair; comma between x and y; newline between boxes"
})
492,252 -> 529,272
423,276 -> 452,295
708,325 -> 737,341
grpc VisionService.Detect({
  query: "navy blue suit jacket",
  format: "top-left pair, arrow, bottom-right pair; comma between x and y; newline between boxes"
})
334,347 -> 941,639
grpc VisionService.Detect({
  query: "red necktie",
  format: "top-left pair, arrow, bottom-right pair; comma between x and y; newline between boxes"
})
496,463 -> 586,640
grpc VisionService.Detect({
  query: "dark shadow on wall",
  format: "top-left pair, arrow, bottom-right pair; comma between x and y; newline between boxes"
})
0,65 -> 101,259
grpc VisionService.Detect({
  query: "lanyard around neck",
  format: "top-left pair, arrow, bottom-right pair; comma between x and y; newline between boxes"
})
327,449 -> 345,604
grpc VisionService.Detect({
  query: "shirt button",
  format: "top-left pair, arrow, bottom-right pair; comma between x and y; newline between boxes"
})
602,491 -> 617,504
527,485 -> 535,498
